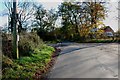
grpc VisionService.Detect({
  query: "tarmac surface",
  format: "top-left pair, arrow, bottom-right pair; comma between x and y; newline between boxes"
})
48,43 -> 119,78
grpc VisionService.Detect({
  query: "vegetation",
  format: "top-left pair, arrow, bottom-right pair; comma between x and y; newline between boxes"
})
2,45 -> 55,79
30,1 -> 106,42
2,32 -> 56,79
3,1 -> 119,43
4,2 -> 35,33
3,1 -> 108,42
85,39 -> 119,43
18,32 -> 44,56
1,1 -> 119,79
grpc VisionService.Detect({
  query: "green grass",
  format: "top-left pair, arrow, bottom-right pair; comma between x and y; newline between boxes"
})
2,45 -> 55,79
84,38 -> 119,43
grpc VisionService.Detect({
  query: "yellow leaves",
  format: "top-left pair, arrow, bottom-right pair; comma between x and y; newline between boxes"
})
97,29 -> 104,34
96,21 -> 105,27
79,26 -> 90,37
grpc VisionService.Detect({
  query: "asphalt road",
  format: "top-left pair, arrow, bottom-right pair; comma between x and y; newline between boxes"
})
48,43 -> 119,78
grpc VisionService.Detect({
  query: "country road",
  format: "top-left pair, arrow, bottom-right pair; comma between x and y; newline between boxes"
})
48,43 -> 119,78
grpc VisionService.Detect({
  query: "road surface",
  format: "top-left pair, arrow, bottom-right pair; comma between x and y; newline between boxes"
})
48,43 -> 119,78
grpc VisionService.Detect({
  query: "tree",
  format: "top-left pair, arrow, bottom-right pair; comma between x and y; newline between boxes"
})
58,2 -> 81,40
58,1 -> 106,41
4,1 -> 35,33
79,2 -> 106,39
43,9 -> 58,32
32,4 -> 58,40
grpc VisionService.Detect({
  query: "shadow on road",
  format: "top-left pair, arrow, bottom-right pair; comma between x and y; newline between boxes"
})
60,43 -> 110,55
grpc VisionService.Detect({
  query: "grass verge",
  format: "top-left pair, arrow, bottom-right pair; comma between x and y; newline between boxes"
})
2,45 -> 58,79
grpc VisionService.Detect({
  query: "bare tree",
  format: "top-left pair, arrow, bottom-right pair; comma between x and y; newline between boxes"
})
4,1 -> 35,33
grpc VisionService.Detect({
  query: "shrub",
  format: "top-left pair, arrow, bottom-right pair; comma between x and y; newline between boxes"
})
18,32 -> 44,56
2,32 -> 44,57
2,33 -> 13,58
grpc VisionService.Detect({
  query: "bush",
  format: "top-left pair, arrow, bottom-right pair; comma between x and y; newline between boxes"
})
2,33 -> 13,58
2,32 -> 44,57
18,32 -> 44,56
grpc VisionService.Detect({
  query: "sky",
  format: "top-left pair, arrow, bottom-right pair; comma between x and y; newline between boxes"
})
0,0 -> 119,32
103,2 -> 118,32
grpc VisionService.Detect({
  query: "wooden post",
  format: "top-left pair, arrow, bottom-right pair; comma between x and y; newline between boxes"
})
12,0 -> 19,59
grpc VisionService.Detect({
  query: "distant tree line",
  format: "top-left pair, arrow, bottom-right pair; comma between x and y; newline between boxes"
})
4,1 -> 107,42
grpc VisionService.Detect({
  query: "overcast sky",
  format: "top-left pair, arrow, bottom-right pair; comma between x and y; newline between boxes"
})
103,2 -> 118,32
0,0 -> 119,32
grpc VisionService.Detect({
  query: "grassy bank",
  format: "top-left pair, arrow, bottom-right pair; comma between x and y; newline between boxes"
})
2,32 -> 58,79
2,45 -> 55,79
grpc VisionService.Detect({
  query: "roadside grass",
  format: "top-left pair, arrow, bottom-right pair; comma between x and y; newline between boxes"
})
2,32 -> 58,79
2,40 -> 55,79
82,38 -> 120,43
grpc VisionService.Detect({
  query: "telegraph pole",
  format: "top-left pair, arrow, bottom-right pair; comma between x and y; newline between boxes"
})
12,0 -> 19,59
